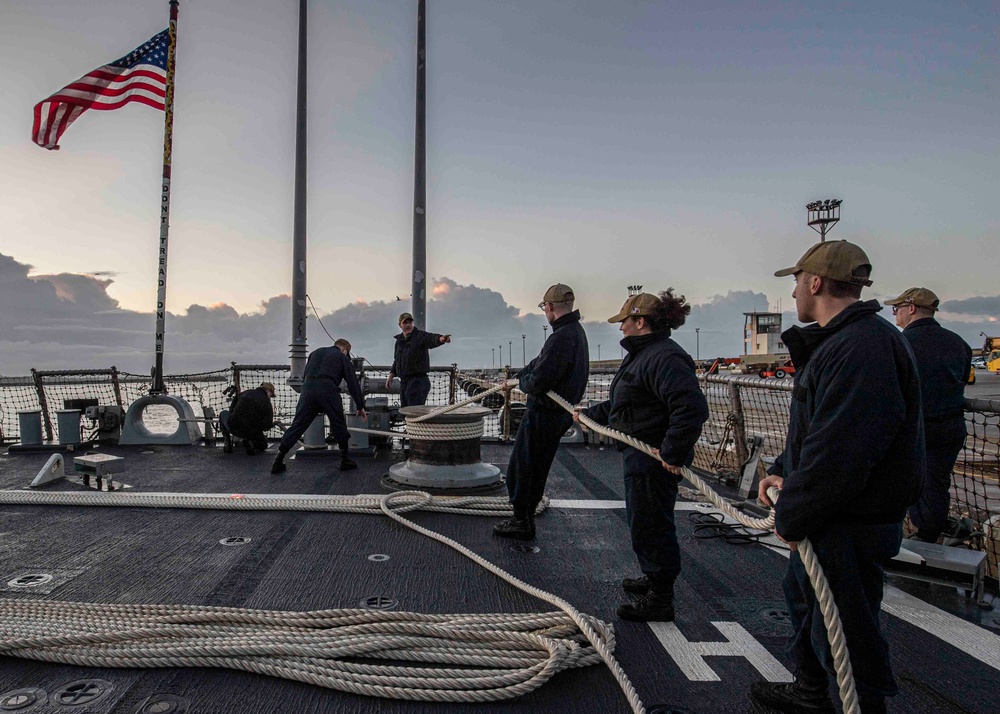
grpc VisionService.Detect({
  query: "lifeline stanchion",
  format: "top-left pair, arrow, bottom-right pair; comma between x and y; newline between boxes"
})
545,390 -> 859,714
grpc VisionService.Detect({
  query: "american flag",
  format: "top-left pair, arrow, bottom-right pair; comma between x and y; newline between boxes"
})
32,29 -> 171,151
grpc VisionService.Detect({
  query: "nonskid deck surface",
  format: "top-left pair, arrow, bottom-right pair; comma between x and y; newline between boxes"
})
0,445 -> 997,713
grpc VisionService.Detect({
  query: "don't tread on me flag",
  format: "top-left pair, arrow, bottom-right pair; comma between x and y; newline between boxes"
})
32,29 -> 170,151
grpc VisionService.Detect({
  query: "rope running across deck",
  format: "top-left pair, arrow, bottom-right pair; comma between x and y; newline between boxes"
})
545,390 -> 860,714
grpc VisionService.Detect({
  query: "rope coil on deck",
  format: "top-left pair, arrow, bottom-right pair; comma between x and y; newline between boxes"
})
0,486 -> 645,710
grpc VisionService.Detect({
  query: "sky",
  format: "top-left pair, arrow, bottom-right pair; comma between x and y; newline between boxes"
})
1,0 -> 998,375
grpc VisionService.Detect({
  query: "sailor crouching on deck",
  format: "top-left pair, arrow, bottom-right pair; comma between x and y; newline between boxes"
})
220,381 -> 276,455
576,290 -> 708,623
386,312 -> 452,407
493,283 -> 589,541
753,241 -> 924,714
271,338 -> 367,475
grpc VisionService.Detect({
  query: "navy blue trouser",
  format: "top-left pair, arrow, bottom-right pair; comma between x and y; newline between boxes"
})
400,375 -> 431,407
278,384 -> 349,452
908,416 -> 966,541
219,411 -> 267,451
505,409 -> 572,515
623,446 -> 681,591
784,521 -> 902,709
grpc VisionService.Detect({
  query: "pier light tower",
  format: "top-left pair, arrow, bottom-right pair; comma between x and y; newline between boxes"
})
627,285 -> 643,297
806,199 -> 842,242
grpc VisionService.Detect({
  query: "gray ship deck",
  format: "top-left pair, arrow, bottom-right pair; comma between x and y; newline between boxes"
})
1,443 -> 997,713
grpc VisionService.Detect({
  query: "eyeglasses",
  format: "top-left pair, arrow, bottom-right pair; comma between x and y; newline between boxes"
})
891,305 -> 911,315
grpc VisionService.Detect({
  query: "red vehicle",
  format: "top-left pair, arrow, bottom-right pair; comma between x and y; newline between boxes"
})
759,359 -> 795,379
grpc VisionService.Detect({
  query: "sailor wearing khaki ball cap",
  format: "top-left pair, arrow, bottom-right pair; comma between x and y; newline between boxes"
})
885,286 -> 972,544
750,239 -> 924,714
575,289 -> 708,622
493,283 -> 589,541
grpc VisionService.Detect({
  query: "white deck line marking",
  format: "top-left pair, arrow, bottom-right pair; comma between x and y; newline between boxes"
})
547,499 -> 718,510
759,544 -> 1000,672
548,499 -> 625,509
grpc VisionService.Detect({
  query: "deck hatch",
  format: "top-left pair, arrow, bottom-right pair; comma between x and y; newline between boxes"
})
218,536 -> 251,546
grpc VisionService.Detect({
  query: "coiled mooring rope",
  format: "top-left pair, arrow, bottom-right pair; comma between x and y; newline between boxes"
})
545,390 -> 859,714
0,488 -> 644,711
0,490 -> 637,707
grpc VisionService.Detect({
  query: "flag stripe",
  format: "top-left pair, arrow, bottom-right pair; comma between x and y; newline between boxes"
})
31,29 -> 170,150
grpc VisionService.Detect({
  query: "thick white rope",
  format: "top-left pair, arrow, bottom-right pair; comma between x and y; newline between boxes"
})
0,489 -> 640,710
344,380 -> 516,442
545,390 -> 859,714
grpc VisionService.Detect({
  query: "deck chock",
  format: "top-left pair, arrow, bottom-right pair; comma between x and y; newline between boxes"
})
888,539 -> 989,606
118,395 -> 202,446
29,453 -> 66,488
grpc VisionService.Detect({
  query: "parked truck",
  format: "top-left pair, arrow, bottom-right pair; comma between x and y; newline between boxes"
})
982,334 -> 1000,373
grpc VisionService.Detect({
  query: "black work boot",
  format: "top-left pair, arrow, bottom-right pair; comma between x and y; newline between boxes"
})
270,449 -> 288,474
243,439 -> 256,456
338,440 -> 357,471
493,512 -> 535,540
750,677 -> 835,713
617,587 -> 675,622
621,574 -> 651,595
222,432 -> 234,454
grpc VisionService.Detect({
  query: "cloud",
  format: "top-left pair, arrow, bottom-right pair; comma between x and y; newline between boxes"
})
939,295 -> 1000,318
2,251 -> 993,376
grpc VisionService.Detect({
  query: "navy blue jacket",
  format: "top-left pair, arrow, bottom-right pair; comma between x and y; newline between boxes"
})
517,310 -> 589,413
303,346 -> 365,408
773,300 -> 924,542
391,328 -> 445,379
902,317 -> 972,421
585,330 -> 708,466
228,386 -> 274,436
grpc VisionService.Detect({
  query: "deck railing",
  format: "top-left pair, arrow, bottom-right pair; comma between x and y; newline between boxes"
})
2,365 -> 997,580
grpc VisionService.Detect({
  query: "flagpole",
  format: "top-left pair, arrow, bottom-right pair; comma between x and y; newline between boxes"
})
289,0 -> 308,385
151,0 -> 179,395
411,0 -> 427,330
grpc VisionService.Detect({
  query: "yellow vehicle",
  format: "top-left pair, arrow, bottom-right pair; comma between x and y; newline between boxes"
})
982,335 -> 1000,373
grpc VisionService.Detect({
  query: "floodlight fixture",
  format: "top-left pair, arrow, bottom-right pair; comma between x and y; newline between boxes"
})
627,284 -> 643,296
806,198 -> 842,242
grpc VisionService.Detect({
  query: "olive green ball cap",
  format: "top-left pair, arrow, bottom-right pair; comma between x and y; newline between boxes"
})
607,293 -> 660,323
774,240 -> 873,287
884,287 -> 940,311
